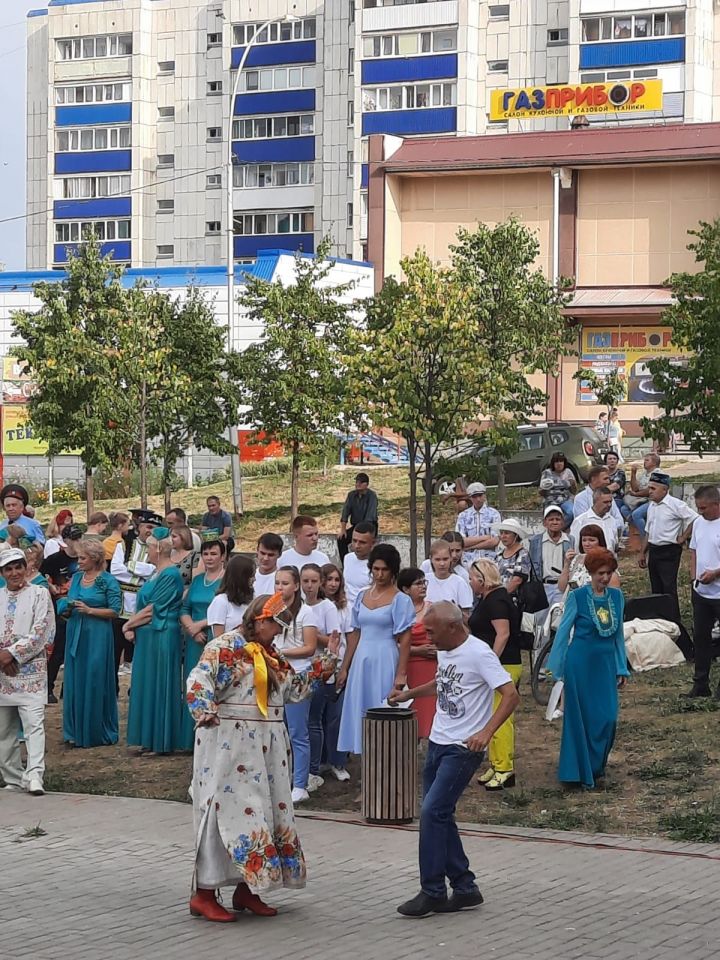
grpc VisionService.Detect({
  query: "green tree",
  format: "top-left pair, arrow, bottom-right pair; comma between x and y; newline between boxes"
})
641,219 -> 720,452
349,252 -> 480,562
235,240 -> 355,520
450,219 -> 574,509
573,367 -> 626,430
12,239 -> 134,513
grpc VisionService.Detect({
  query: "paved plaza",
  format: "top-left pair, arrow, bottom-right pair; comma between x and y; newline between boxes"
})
2,792 -> 719,960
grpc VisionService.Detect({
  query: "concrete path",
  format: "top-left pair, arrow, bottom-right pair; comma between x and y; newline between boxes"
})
1,792 -> 718,960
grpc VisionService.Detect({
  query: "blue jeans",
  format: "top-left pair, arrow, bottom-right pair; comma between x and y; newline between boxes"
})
616,499 -> 632,521
309,682 -> 347,773
559,500 -> 574,528
419,741 -> 483,899
285,700 -> 311,789
631,501 -> 649,537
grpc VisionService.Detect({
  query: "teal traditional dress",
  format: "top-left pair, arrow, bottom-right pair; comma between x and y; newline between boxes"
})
547,584 -> 629,788
59,571 -> 122,747
127,565 -> 185,753
178,572 -> 222,749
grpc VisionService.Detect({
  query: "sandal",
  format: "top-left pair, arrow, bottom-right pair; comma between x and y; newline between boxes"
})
485,770 -> 516,791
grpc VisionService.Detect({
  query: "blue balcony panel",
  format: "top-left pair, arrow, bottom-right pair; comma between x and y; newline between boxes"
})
54,241 -> 131,264
55,103 -> 132,127
579,37 -> 685,69
53,197 -> 132,219
232,136 -> 315,164
362,107 -> 456,137
361,163 -> 369,189
234,89 -> 315,116
234,234 -> 314,259
54,150 -> 132,174
361,53 -> 457,85
231,40 -> 316,69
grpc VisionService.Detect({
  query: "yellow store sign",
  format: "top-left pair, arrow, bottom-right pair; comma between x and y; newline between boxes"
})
2,406 -> 49,456
490,80 -> 663,120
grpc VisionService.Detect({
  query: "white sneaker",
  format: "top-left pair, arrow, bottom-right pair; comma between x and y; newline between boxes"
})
3,784 -> 22,791
27,778 -> 45,796
307,774 -> 324,792
330,766 -> 351,782
291,787 -> 310,804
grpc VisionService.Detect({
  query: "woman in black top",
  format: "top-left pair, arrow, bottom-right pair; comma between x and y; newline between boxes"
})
468,558 -> 522,791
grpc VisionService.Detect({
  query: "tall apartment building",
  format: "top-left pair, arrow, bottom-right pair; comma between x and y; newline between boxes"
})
26,0 -> 716,270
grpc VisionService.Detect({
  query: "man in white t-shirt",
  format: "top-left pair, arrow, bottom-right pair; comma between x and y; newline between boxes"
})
390,602 -> 519,918
253,532 -> 284,597
687,485 -> 720,699
279,514 -> 330,572
342,521 -> 374,604
570,489 -> 620,554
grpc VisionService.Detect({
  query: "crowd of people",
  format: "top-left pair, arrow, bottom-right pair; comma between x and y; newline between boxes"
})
0,461 -> 718,921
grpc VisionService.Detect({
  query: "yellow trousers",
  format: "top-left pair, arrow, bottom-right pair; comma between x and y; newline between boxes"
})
488,663 -> 522,774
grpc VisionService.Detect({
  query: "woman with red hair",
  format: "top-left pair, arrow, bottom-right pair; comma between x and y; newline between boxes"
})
547,548 -> 629,788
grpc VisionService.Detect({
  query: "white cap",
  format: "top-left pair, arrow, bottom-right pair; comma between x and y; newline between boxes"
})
466,482 -> 487,496
0,547 -> 27,569
543,505 -> 564,519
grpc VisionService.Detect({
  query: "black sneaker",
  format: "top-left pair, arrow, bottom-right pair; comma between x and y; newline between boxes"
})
47,692 -> 58,705
435,890 -> 484,913
397,891 -> 448,918
681,685 -> 712,699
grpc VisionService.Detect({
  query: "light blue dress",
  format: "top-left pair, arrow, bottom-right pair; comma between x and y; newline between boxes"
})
178,573 -> 221,749
547,585 -> 629,788
59,571 -> 122,747
337,591 -> 415,755
127,566 -> 185,753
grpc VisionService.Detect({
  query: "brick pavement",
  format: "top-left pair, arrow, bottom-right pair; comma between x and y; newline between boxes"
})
1,792 -> 719,960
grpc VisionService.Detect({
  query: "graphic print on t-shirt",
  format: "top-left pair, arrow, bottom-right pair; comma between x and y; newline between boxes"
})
436,662 -> 466,719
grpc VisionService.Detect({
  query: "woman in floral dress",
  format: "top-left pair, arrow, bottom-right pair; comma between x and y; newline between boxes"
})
186,592 -> 330,923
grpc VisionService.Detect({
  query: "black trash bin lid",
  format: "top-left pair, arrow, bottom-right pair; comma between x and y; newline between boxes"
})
365,707 -> 414,720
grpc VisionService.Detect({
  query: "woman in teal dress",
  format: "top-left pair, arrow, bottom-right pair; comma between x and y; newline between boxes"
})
124,528 -> 185,755
59,540 -> 122,747
547,548 -> 629,788
178,538 -> 226,749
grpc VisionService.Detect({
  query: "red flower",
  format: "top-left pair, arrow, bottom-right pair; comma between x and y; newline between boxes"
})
219,649 -> 235,666
278,802 -> 287,811
237,765 -> 246,773
282,843 -> 295,857
245,807 -> 254,816
246,852 -> 263,874
264,844 -> 276,858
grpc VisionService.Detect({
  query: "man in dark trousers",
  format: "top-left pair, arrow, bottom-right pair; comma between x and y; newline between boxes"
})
687,485 -> 720,697
41,524 -> 82,704
337,472 -> 378,561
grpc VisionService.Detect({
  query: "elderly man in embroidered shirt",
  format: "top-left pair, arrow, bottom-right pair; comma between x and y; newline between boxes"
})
455,483 -> 501,568
0,548 -> 55,796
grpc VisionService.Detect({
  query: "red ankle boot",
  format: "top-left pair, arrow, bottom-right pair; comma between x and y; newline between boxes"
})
232,882 -> 278,917
189,888 -> 237,922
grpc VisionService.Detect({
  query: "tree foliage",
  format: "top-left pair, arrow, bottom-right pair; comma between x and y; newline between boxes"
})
641,219 -> 720,453
573,367 -> 626,424
235,239 -> 356,520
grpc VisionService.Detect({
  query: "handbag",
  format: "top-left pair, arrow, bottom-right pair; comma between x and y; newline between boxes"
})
518,555 -> 549,614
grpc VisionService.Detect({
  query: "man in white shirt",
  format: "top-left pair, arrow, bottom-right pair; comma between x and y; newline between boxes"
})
640,471 -> 697,655
687,485 -> 720,698
455,483 -> 501,566
570,489 -> 620,554
253,532 -> 284,597
573,466 -> 624,536
342,521 -> 374,604
279,514 -> 330,572
390,602 -> 519,918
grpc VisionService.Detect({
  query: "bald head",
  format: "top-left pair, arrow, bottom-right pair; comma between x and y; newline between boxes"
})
424,601 -> 466,650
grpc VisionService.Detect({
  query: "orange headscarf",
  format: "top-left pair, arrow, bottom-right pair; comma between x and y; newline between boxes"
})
245,592 -> 289,716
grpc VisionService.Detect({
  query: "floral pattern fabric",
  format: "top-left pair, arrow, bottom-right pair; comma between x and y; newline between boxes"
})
0,584 -> 55,706
187,632 -> 327,891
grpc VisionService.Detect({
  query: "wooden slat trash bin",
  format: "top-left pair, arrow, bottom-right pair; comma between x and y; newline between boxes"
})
361,707 -> 417,824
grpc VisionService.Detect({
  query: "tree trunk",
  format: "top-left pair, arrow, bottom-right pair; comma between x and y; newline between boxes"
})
496,454 -> 507,512
85,465 -> 94,517
407,435 -> 418,566
164,480 -> 172,516
290,439 -> 300,524
424,440 -> 434,559
139,380 -> 148,508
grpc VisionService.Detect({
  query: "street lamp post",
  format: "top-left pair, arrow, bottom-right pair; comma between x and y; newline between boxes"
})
225,14 -> 296,517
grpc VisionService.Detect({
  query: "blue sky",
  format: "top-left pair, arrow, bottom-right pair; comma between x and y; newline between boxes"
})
0,2 -> 37,270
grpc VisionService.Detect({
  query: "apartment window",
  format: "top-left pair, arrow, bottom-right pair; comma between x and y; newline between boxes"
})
157,200 -> 175,213
207,80 -> 223,95
347,150 -> 354,177
158,60 -> 175,74
582,11 -> 685,43
232,113 -> 314,139
157,154 -> 175,168
580,67 -> 660,83
488,5 -> 510,19
207,127 -> 222,141
363,28 -> 457,58
59,175 -> 131,199
348,47 -> 354,73
207,173 -> 222,189
56,127 -> 131,152
157,245 -> 174,258
547,28 -> 568,45
233,18 -> 316,45
207,33 -> 223,47
56,34 -> 132,61
206,221 -> 222,234
348,101 -> 355,124
233,210 -> 314,235
362,82 -> 456,111
347,202 -> 354,227
55,81 -> 131,105
488,60 -> 509,73
55,219 -> 131,243
233,162 -> 315,188
243,65 -> 315,92
158,106 -> 175,120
